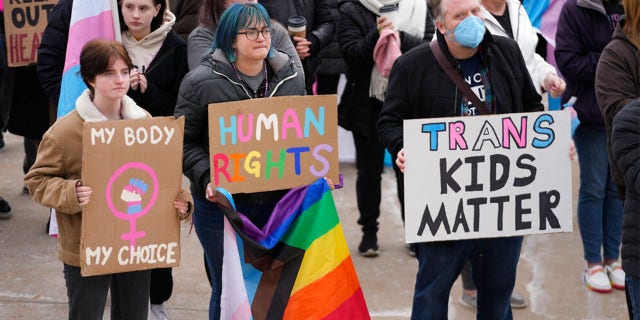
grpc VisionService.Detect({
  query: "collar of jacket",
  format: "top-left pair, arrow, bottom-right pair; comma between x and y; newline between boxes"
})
75,89 -> 149,122
207,49 -> 297,94
481,0 -> 523,39
577,0 -> 608,15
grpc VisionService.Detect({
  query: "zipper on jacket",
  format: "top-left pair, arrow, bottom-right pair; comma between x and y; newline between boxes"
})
144,46 -> 177,74
269,60 -> 299,97
211,67 -> 253,99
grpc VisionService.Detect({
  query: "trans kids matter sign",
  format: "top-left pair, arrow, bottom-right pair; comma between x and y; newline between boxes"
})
403,111 -> 573,243
80,117 -> 184,276
2,0 -> 58,67
208,95 -> 339,194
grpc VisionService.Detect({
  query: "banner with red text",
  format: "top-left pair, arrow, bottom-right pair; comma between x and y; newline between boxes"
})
2,0 -> 58,66
80,117 -> 184,276
208,95 -> 339,194
403,111 -> 573,243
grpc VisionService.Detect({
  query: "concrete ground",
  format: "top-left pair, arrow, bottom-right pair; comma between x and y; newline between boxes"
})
0,130 -> 629,319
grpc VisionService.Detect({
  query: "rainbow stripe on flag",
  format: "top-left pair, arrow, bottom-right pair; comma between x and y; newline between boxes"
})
57,0 -> 121,117
217,179 -> 370,320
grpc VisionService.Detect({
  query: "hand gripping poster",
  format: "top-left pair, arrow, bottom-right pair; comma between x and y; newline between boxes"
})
80,117 -> 184,276
403,111 -> 573,243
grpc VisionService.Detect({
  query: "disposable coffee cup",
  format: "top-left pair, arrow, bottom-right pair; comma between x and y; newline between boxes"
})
287,16 -> 307,38
379,4 -> 398,24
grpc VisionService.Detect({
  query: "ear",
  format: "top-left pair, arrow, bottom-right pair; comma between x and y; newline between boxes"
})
154,3 -> 161,16
435,19 -> 447,35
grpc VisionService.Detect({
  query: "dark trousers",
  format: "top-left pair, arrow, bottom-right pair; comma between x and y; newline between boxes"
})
316,74 -> 340,95
23,138 -> 39,174
353,131 -> 404,236
150,267 -> 173,304
412,237 -> 523,320
63,264 -> 150,320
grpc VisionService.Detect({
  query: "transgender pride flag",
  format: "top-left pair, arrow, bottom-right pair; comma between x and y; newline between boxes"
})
57,0 -> 121,117
216,179 -> 370,320
522,0 -> 567,67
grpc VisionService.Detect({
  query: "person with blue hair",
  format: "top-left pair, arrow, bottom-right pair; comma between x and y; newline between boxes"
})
174,3 -> 305,319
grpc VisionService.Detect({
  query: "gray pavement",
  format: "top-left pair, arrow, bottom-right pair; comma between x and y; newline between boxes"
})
0,131 -> 629,319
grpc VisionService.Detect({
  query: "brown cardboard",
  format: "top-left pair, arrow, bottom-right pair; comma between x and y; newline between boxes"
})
208,95 -> 339,194
80,117 -> 185,276
2,0 -> 58,67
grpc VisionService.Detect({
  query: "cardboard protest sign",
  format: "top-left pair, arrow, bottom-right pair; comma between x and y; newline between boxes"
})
80,117 -> 184,276
403,111 -> 573,243
2,0 -> 58,67
208,95 -> 338,194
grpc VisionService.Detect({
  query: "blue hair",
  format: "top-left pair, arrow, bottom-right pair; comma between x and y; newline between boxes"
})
214,3 -> 274,63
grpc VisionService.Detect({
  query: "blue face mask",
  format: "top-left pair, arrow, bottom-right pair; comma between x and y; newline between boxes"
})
446,15 -> 486,48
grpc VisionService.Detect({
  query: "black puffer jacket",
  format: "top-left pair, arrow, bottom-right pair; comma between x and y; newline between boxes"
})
337,0 -> 434,135
174,49 -> 304,200
36,0 -> 72,105
611,100 -> 640,278
127,32 -> 188,117
378,31 -> 544,157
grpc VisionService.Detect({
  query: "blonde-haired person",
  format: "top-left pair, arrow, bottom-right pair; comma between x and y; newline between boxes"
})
24,40 -> 192,320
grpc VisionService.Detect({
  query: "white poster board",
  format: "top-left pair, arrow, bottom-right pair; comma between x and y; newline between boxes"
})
403,111 -> 573,243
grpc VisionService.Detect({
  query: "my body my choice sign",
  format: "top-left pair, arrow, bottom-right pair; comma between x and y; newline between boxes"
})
403,111 -> 573,243
208,95 -> 339,194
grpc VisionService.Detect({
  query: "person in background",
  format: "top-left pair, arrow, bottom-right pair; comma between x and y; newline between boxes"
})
24,39 -> 193,320
596,0 -> 640,202
338,0 -> 434,257
174,4 -> 305,318
610,99 -> 640,320
378,0 -> 543,317
259,0 -> 334,93
315,0 -> 347,96
118,0 -> 189,319
555,0 -> 625,293
36,0 -> 72,110
595,0 -> 640,315
187,0 -> 301,72
169,0 -> 203,41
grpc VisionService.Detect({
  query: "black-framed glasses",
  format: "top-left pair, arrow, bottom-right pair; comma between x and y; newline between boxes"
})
238,28 -> 274,41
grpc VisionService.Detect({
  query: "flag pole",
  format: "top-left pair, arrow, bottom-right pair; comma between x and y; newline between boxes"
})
111,0 -> 122,42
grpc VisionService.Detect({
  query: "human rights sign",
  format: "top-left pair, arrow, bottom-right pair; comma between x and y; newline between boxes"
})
80,117 -> 184,276
208,95 -> 339,194
403,111 -> 573,243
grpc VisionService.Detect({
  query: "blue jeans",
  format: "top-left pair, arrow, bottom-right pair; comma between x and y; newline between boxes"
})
194,195 -> 282,320
574,126 -> 624,263
627,275 -> 640,320
194,198 -> 224,320
412,237 -> 523,320
63,264 -> 150,320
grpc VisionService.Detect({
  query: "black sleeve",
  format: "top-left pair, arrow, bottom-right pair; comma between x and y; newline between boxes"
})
309,0 -> 335,56
378,55 -> 411,157
338,2 -> 378,68
37,0 -> 73,105
611,102 -> 640,194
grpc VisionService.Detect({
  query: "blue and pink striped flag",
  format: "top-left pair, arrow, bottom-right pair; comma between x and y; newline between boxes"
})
522,0 -> 566,68
57,0 -> 121,117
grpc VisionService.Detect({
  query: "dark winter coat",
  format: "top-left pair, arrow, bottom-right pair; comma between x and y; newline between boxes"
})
595,16 -> 640,200
259,0 -> 334,90
127,32 -> 188,117
169,0 -> 202,41
378,31 -> 544,157
36,0 -> 72,105
0,12 -> 50,139
316,0 -> 346,76
610,100 -> 640,278
555,0 -> 621,129
174,49 -> 304,200
337,0 -> 434,136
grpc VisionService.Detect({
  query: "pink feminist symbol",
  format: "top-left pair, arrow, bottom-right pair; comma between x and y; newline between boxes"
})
105,162 -> 159,250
